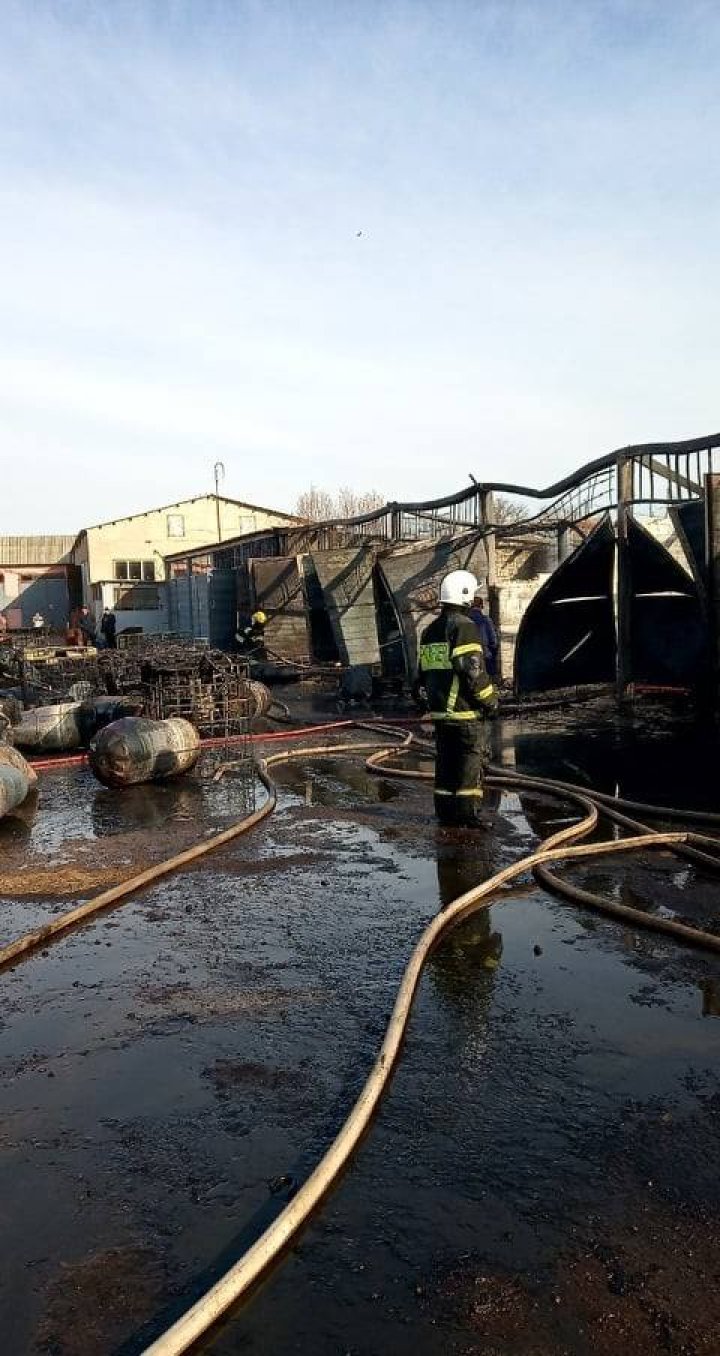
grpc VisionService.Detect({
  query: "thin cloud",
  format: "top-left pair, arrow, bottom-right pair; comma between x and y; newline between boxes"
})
1,1 -> 719,530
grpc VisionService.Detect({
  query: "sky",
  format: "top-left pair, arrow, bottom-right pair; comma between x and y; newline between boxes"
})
1,0 -> 720,533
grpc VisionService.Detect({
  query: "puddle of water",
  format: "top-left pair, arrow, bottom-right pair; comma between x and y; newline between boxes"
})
0,703 -> 719,1354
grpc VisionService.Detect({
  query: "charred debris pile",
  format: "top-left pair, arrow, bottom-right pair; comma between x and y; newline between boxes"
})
0,634 -> 265,813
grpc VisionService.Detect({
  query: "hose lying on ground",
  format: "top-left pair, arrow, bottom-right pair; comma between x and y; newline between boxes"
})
7,727 -> 720,976
0,741 -> 392,972
366,749 -> 720,952
140,766 -> 713,1356
4,727 -> 720,1353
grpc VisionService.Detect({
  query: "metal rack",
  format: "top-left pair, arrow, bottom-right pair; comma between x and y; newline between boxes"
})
142,648 -> 255,779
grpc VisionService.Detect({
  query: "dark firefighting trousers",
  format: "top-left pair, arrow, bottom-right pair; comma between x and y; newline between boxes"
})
433,719 -> 489,827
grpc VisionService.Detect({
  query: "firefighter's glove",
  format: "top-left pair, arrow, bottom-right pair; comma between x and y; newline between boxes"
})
482,692 -> 500,719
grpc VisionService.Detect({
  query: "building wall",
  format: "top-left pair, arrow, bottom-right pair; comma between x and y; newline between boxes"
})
91,581 -> 170,637
0,564 -> 77,631
641,511 -> 692,573
83,498 -> 295,585
77,497 -> 296,635
494,577 -> 551,683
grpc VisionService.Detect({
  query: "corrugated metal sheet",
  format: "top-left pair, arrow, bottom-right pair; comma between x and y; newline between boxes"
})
301,556 -> 340,662
251,556 -> 310,660
310,546 -> 380,666
208,569 -> 237,650
0,536 -> 76,566
378,534 -> 489,672
166,573 -> 210,638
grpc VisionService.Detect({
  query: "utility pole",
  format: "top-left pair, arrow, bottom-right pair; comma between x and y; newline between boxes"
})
213,461 -> 225,542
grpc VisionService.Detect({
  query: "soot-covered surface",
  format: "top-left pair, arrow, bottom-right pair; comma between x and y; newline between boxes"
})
0,697 -> 719,1355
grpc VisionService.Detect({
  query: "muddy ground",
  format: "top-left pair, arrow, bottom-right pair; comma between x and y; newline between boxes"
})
0,688 -> 719,1354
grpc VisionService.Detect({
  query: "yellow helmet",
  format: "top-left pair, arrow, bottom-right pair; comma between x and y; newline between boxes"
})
252,610 -> 267,625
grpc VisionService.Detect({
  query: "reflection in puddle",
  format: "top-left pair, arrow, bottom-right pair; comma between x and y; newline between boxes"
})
700,980 -> 720,1016
91,782 -> 206,836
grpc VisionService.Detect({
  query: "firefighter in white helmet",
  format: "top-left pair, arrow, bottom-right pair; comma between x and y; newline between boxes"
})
417,569 -> 498,826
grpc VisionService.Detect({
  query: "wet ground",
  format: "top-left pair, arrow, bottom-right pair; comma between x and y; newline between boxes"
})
1,689 -> 719,1354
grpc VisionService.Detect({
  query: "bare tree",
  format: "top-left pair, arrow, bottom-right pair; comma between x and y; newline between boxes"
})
336,486 -> 386,519
295,485 -> 524,527
296,485 -> 386,522
295,486 -> 337,522
488,493 -> 529,526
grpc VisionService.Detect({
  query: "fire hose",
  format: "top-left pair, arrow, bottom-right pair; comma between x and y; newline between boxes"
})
2,725 -> 720,1353
140,744 -> 720,1356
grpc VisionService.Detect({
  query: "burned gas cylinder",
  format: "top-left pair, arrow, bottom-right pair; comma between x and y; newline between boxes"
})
78,695 -> 144,741
0,694 -> 22,730
88,716 -> 201,788
246,680 -> 272,718
13,702 -> 85,751
0,743 -> 39,789
12,696 -> 144,752
0,744 -> 36,817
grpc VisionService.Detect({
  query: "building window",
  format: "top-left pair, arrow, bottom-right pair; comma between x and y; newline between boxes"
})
167,513 -> 185,538
114,559 -> 156,583
113,585 -> 160,611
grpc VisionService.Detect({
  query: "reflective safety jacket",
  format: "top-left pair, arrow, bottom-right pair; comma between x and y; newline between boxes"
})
418,606 -> 497,721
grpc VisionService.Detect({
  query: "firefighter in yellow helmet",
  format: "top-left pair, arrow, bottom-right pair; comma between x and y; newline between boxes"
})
418,569 -> 498,826
236,609 -> 268,658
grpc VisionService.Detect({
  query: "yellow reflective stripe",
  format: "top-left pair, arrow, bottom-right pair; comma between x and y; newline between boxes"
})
451,642 -> 483,658
455,788 -> 485,797
430,710 -> 478,722
475,684 -> 495,702
447,673 -> 460,713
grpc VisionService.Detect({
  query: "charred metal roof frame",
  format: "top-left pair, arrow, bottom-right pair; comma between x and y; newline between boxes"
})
165,431 -> 720,563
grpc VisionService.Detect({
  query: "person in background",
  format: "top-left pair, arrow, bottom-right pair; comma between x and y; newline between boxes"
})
78,606 -> 97,647
100,607 -> 117,649
31,611 -> 45,631
468,592 -> 499,677
236,610 -> 267,659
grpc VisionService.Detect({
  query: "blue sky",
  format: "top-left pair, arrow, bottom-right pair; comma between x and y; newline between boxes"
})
1,0 -> 719,531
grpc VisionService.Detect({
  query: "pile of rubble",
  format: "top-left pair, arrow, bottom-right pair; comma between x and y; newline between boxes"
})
0,634 -> 269,816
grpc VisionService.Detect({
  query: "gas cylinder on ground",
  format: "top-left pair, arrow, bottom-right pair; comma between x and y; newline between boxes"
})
0,744 -> 37,817
246,680 -> 272,718
12,702 -> 84,751
12,696 -> 144,752
88,716 -> 201,788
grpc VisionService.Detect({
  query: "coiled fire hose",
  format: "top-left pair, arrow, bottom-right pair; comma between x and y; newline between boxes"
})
2,725 -> 720,1355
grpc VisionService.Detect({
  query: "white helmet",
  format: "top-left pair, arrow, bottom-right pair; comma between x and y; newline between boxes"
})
439,569 -> 478,606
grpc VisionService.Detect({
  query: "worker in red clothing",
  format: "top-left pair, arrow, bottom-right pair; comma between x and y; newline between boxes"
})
418,570 -> 498,826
